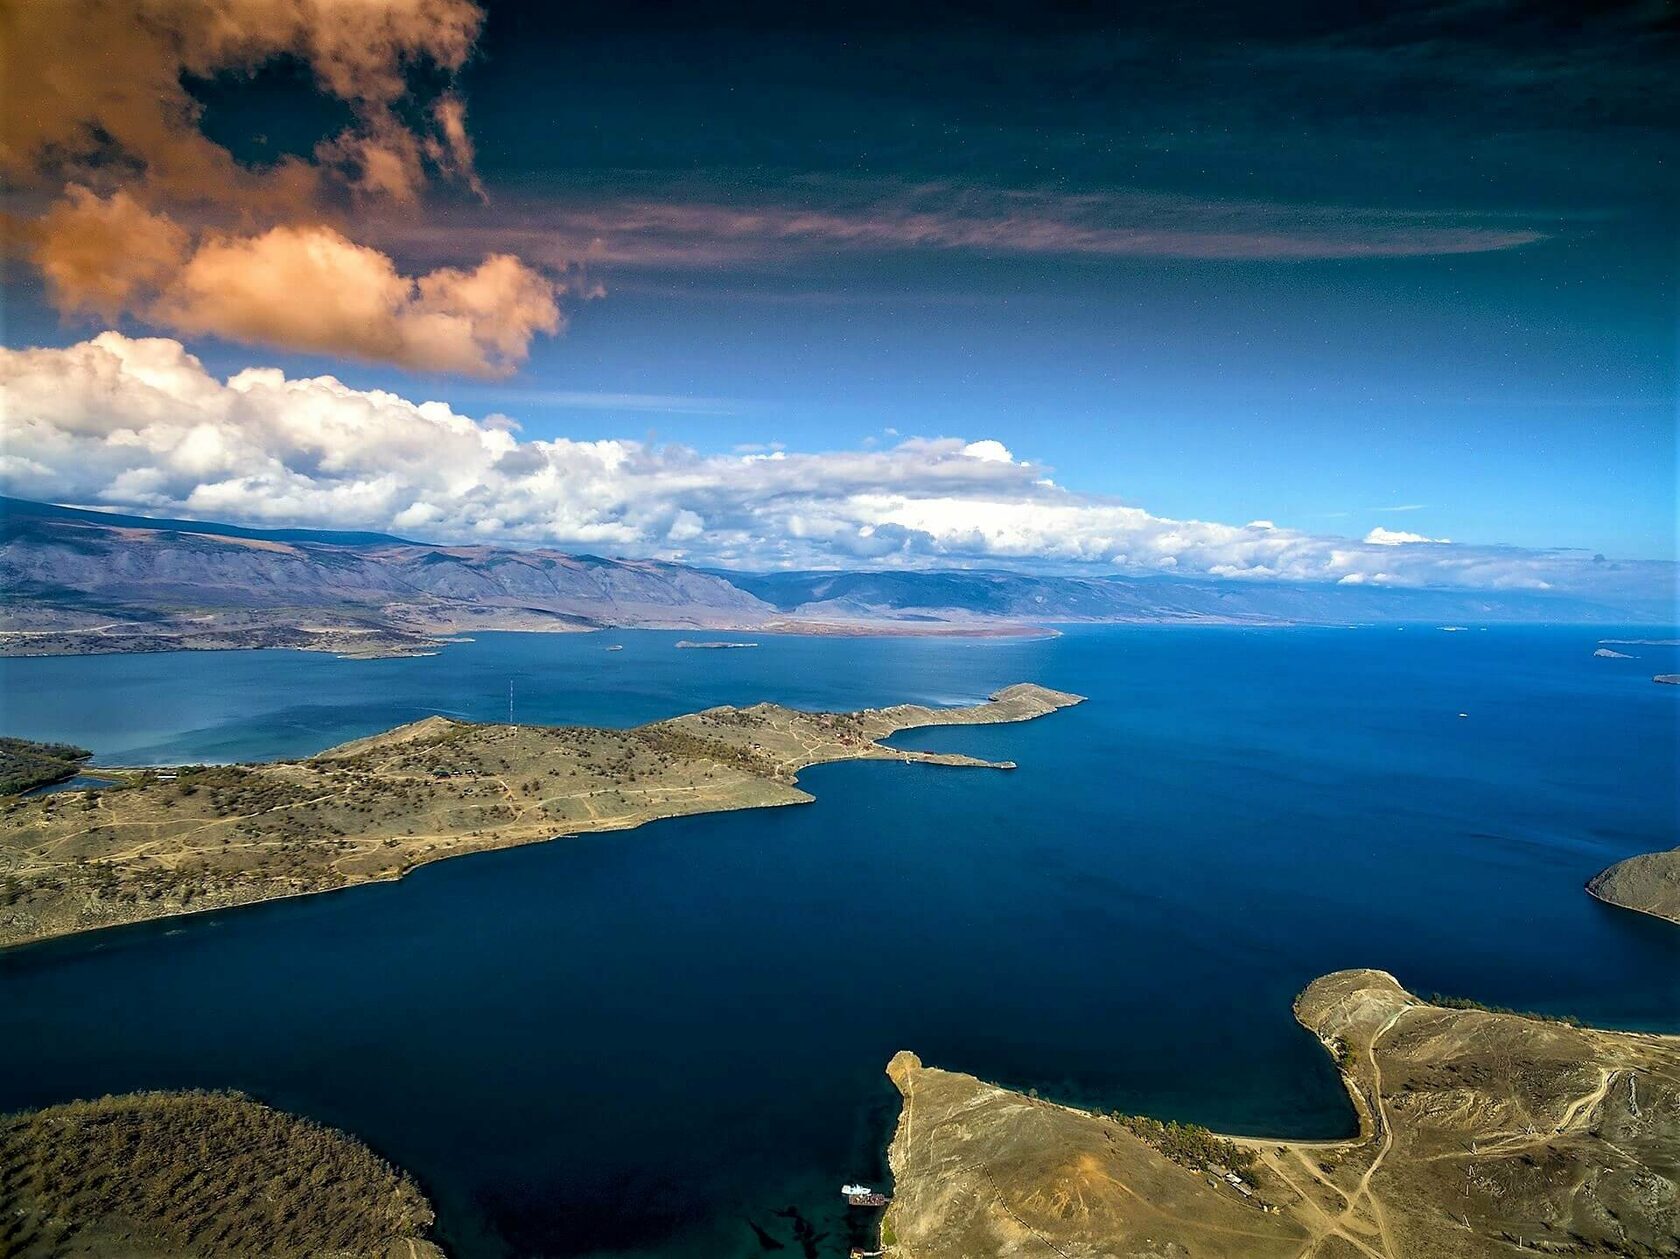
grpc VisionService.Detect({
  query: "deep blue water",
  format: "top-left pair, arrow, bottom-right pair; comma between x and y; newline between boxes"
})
1,626 -> 1677,1259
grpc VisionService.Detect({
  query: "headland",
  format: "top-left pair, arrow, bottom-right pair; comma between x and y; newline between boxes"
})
0,683 -> 1081,949
1587,848 -> 1680,925
882,970 -> 1680,1258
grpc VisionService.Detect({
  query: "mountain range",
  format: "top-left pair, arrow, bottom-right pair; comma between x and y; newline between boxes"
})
0,496 -> 1660,657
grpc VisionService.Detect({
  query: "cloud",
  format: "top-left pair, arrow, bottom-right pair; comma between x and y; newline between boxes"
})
1364,527 -> 1450,546
30,203 -> 560,377
961,440 -> 1014,463
3,334 -> 1667,606
160,227 -> 559,376
1,0 -> 483,209
27,188 -> 190,320
2,0 -> 569,375
390,183 -> 1548,271
476,390 -> 739,415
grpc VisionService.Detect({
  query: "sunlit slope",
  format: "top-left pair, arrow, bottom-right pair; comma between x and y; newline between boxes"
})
0,685 -> 1081,948
884,970 -> 1680,1258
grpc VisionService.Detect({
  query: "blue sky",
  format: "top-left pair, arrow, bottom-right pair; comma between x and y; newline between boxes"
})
1,0 -> 1674,593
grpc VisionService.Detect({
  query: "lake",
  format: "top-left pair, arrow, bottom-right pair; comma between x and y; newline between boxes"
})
2,625 -> 1677,1258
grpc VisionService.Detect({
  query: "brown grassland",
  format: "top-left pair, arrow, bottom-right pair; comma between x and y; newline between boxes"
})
0,683 -> 1082,948
883,970 -> 1680,1258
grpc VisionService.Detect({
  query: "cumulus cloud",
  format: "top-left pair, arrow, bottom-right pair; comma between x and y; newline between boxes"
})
1364,527 -> 1451,546
156,226 -> 560,376
1,0 -> 483,209
27,188 -> 190,320
1,0 -> 567,375
5,334 -> 1666,605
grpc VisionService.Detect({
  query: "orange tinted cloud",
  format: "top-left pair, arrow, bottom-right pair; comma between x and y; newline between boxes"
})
155,225 -> 560,376
2,0 -> 570,375
30,188 -> 190,319
0,0 -> 483,208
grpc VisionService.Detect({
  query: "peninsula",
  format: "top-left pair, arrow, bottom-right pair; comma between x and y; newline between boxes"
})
0,1090 -> 441,1259
1587,847 -> 1680,925
883,970 -> 1680,1258
0,737 -> 93,796
0,684 -> 1081,949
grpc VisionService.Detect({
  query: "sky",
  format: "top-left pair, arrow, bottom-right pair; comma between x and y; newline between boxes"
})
1,0 -> 1675,600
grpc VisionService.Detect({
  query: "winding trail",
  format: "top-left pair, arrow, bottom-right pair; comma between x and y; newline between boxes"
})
1328,1003 -> 1414,1258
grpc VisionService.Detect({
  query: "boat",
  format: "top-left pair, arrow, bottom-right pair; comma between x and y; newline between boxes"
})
842,1183 -> 890,1207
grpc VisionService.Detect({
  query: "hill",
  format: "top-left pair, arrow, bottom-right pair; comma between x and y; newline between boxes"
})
0,1090 -> 441,1259
1587,848 -> 1680,925
882,970 -> 1680,1258
0,684 -> 1081,948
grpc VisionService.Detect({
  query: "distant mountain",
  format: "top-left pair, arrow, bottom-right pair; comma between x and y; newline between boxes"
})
0,497 -> 772,657
0,497 -> 1657,659
0,496 -> 418,548
721,567 -> 1645,626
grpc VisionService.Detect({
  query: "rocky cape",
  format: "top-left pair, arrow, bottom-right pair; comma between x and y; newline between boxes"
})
1587,848 -> 1680,925
882,970 -> 1680,1258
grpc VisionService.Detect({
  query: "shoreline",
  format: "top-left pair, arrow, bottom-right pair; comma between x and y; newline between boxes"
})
0,618 -> 1070,659
1,790 -> 816,959
1585,844 -> 1680,926
1586,881 -> 1679,925
881,970 -> 1680,1257
1,683 -> 1082,951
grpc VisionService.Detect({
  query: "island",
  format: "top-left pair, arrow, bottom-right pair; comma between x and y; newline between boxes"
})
1592,647 -> 1632,659
1587,847 -> 1680,925
881,970 -> 1680,1258
0,1091 -> 441,1258
1655,674 -> 1679,686
0,683 -> 1081,949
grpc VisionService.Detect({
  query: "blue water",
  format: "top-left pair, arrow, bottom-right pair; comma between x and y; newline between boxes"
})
1,626 -> 1676,1259
20,773 -> 122,798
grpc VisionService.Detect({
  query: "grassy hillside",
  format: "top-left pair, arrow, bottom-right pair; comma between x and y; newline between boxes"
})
0,1091 -> 441,1258
0,684 -> 1081,948
0,738 -> 92,796
884,971 -> 1680,1258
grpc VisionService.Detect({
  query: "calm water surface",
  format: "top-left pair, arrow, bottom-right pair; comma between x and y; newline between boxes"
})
2,626 -> 1677,1258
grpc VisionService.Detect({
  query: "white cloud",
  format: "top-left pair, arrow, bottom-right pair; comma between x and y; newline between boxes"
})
0,333 -> 1666,603
960,439 -> 1014,463
1365,526 -> 1450,546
